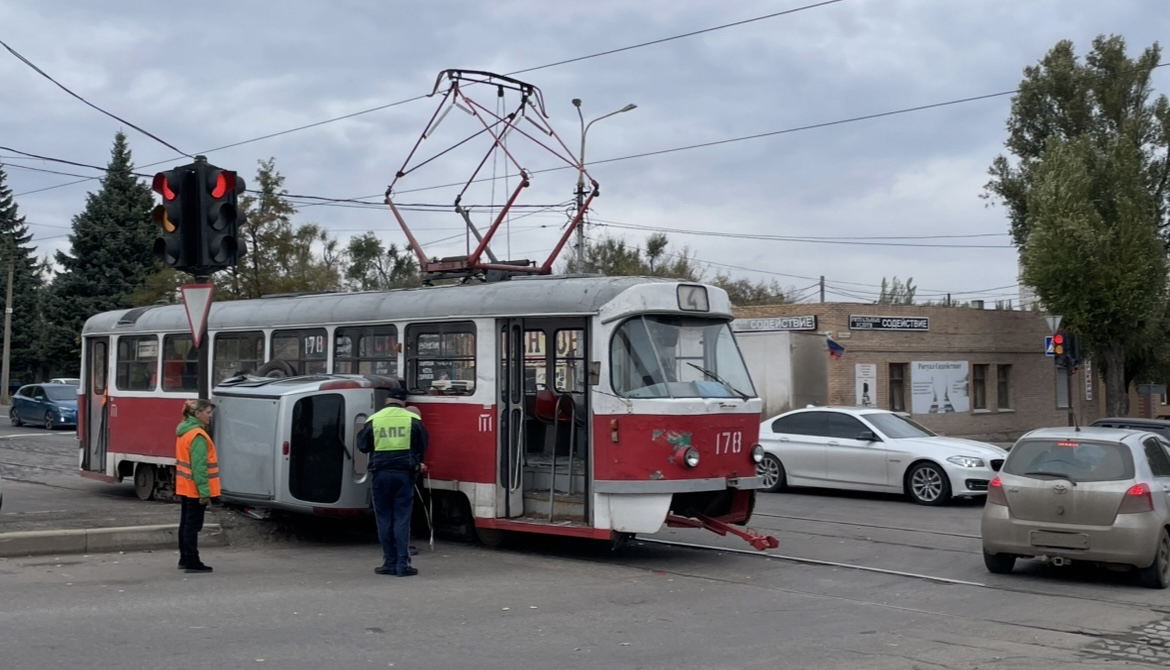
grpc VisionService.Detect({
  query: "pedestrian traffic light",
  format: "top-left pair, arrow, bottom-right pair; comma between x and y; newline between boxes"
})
152,170 -> 188,269
197,166 -> 246,270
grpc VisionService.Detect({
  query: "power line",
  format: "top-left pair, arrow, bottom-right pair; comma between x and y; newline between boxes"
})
595,220 -> 1012,249
0,37 -> 191,158
13,2 -> 847,198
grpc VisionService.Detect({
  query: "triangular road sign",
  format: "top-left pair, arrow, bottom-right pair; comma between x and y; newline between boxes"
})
181,284 -> 215,348
1044,314 -> 1062,334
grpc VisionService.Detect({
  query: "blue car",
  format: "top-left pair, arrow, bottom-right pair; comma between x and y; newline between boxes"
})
10,383 -> 78,430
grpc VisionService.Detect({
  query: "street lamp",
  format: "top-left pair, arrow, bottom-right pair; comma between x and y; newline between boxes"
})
572,98 -> 636,272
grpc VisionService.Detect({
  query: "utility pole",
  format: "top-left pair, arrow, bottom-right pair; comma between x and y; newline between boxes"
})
819,275 -> 825,303
572,99 -> 636,273
0,257 -> 12,406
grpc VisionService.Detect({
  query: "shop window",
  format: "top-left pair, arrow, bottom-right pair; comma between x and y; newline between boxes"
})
997,364 -> 1012,409
972,364 -> 988,410
888,363 -> 906,412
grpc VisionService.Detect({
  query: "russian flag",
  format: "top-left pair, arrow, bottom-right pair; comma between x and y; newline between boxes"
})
827,338 -> 845,359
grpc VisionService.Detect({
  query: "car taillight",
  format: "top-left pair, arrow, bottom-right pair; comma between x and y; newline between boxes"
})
987,477 -> 1008,506
1118,483 -> 1155,514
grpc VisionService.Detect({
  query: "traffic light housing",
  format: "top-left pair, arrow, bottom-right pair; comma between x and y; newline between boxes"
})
198,166 -> 246,269
151,170 -> 188,269
1053,331 -> 1082,369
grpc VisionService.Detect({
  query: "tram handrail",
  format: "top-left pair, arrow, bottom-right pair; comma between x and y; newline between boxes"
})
549,393 -> 578,521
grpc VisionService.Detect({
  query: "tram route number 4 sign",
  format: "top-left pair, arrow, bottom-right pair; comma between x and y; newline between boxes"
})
181,284 -> 215,348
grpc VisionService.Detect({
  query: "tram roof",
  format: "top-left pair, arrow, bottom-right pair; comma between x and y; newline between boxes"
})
82,275 -> 697,335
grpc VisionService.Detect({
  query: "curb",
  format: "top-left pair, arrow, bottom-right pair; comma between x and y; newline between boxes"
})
0,523 -> 225,558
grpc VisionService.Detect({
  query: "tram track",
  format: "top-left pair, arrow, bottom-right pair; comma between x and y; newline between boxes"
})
751,511 -> 982,540
634,536 -> 1170,614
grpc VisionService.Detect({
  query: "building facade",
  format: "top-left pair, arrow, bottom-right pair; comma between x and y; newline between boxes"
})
733,303 -> 1100,442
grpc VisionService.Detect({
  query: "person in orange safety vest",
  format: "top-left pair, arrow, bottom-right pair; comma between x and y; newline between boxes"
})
175,399 -> 220,573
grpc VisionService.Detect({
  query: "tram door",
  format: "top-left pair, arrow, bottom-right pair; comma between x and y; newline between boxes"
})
82,337 -> 109,473
497,319 -> 526,517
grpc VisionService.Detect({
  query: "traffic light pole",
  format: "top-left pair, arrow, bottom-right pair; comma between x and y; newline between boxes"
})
1067,365 -> 1076,427
196,275 -> 211,401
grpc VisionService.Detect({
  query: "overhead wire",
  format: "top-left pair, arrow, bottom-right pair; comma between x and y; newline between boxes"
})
0,37 -> 191,157
12,1 -> 849,198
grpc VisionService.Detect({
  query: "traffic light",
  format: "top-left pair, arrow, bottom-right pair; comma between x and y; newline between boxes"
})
198,166 -> 246,269
151,170 -> 188,269
1053,331 -> 1081,369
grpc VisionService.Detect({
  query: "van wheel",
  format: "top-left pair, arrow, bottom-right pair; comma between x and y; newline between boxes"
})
9,408 -> 21,427
906,462 -> 951,506
983,550 -> 1016,574
1137,529 -> 1170,589
134,464 -> 157,501
256,359 -> 298,378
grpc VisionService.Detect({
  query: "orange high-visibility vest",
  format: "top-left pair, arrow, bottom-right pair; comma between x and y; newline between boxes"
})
175,428 -> 221,498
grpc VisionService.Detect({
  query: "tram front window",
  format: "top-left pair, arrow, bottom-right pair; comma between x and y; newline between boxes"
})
610,316 -> 755,399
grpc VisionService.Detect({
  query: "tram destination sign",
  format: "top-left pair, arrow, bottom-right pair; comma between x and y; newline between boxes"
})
849,315 -> 930,332
731,316 -> 817,332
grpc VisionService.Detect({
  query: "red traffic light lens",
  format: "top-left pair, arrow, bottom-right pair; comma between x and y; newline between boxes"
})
211,172 -> 235,198
1053,334 -> 1064,345
152,173 -> 176,201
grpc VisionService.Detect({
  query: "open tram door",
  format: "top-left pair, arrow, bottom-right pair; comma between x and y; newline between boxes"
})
81,337 -> 110,474
497,317 -> 591,523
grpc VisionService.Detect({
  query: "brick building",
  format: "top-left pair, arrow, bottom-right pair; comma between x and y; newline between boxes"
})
732,302 -> 1101,442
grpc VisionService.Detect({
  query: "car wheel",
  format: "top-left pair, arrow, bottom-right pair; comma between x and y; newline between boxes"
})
43,411 -> 55,430
906,462 -> 951,506
983,549 -> 1016,574
756,454 -> 787,492
9,407 -> 21,427
1137,528 -> 1170,590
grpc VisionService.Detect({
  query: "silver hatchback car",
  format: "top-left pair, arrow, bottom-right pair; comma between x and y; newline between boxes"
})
981,427 -> 1170,588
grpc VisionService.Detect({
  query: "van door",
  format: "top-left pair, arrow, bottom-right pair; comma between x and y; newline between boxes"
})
82,338 -> 109,474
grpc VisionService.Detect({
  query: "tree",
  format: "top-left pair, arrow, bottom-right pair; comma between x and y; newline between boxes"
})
567,233 -> 702,280
220,158 -> 342,299
39,131 -> 158,375
985,36 -> 1170,415
0,164 -> 46,384
709,274 -> 791,306
345,233 -> 420,290
877,276 -> 917,305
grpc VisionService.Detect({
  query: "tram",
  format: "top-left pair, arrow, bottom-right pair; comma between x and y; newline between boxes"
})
78,275 -> 777,549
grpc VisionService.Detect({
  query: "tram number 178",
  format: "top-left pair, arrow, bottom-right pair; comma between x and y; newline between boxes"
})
714,431 -> 743,455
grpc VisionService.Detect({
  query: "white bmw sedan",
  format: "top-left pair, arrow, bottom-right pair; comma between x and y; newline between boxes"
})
756,407 -> 1008,505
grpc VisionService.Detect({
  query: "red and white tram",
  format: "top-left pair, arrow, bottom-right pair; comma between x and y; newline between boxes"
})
78,275 -> 777,548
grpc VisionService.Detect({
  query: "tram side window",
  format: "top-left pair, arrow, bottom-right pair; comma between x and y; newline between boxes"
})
92,341 -> 108,394
162,334 -> 198,392
406,322 -> 476,395
524,330 -> 546,390
334,325 -> 398,377
116,336 -> 159,391
214,331 -> 265,383
272,328 -> 328,375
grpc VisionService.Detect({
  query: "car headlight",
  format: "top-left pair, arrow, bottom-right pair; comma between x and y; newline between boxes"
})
683,447 -> 700,468
947,456 -> 985,468
750,444 -> 765,464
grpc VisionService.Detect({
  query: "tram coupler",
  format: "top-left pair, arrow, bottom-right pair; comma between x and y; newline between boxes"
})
665,513 -> 779,551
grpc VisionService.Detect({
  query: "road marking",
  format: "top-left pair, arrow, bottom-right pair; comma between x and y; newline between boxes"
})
0,433 -> 77,439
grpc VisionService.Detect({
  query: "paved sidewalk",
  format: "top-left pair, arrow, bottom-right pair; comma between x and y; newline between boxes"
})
0,478 -> 228,558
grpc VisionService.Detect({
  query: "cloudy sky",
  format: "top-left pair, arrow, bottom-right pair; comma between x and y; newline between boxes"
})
2,0 -> 1167,305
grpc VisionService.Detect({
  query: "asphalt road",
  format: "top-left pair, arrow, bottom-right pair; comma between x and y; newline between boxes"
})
3,425 -> 1170,667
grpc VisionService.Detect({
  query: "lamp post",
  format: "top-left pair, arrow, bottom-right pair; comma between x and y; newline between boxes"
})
572,99 -> 636,272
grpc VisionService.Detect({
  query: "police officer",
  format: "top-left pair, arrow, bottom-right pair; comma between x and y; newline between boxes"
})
359,387 -> 428,577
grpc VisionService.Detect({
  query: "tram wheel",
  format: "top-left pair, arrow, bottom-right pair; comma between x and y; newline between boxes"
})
134,464 -> 157,501
475,526 -> 508,548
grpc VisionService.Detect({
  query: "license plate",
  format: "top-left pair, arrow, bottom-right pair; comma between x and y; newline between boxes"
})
1030,531 -> 1089,550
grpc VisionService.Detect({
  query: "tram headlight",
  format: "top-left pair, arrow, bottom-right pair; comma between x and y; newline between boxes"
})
683,447 -> 700,468
750,444 -> 765,464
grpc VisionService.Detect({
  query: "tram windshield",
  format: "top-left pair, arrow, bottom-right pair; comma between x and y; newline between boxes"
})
610,315 -> 755,399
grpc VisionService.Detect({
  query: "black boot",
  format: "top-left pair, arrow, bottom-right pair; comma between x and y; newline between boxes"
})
184,563 -> 213,573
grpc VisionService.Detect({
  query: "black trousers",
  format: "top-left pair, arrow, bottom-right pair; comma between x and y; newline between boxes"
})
178,497 -> 206,565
